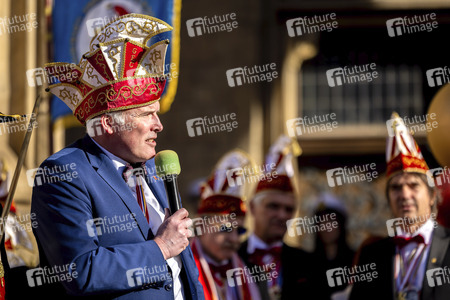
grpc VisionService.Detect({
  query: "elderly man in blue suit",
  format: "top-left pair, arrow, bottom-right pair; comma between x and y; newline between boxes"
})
30,14 -> 204,299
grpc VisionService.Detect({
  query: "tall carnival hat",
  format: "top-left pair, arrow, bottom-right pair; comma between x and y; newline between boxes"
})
45,14 -> 172,124
386,112 -> 429,179
197,150 -> 256,216
254,135 -> 302,195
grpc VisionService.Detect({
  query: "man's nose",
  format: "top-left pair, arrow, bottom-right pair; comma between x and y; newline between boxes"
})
153,115 -> 163,132
227,229 -> 240,244
278,207 -> 293,221
398,184 -> 414,200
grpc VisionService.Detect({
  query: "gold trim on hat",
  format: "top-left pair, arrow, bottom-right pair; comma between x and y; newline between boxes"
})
89,14 -> 173,52
84,99 -> 161,123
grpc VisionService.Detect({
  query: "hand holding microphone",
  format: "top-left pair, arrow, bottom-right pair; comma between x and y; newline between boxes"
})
153,150 -> 192,259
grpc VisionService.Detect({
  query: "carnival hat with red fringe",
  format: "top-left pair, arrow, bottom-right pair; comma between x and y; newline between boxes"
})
197,150 -> 255,216
386,112 -> 429,179
254,135 -> 301,195
45,14 -> 172,124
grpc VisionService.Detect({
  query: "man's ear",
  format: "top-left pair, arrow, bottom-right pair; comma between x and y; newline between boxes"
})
430,189 -> 437,208
101,115 -> 114,134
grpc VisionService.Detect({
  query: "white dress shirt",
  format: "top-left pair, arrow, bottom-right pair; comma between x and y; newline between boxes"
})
91,138 -> 184,299
395,218 -> 435,291
247,233 -> 283,254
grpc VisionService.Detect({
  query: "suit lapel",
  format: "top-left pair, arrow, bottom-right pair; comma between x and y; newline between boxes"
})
82,136 -> 151,239
421,225 -> 450,299
387,240 -> 397,300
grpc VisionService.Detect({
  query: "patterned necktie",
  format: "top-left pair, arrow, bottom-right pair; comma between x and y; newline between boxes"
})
122,163 -> 149,223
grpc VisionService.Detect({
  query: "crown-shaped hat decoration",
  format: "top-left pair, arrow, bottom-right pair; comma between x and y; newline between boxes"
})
45,14 -> 172,124
254,135 -> 301,194
386,112 -> 429,179
197,149 -> 255,216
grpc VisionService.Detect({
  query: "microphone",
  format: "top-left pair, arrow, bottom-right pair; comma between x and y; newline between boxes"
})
155,150 -> 182,215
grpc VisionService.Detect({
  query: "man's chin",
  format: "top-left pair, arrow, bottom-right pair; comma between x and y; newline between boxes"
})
399,211 -> 416,220
268,232 -> 285,243
215,251 -> 233,262
141,150 -> 156,161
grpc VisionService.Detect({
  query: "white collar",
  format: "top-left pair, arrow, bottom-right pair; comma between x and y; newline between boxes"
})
398,218 -> 435,245
247,233 -> 283,254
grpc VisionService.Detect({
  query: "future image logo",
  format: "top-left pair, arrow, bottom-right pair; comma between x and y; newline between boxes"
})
427,267 -> 450,287
0,13 -> 38,36
426,67 -> 450,87
226,263 -> 278,287
86,213 -> 138,237
186,13 -> 238,37
26,63 -> 78,87
286,113 -> 338,137
426,167 -> 450,187
189,214 -> 238,237
26,263 -> 78,287
86,16 -> 120,37
225,163 -> 277,187
287,213 -> 338,237
286,13 -> 338,37
385,113 -> 438,137
226,63 -> 278,87
326,163 -> 378,187
126,265 -> 171,287
386,13 -> 438,37
326,63 -> 378,87
326,263 -> 378,287
186,113 -> 238,137
26,163 -> 79,187
386,214 -> 437,237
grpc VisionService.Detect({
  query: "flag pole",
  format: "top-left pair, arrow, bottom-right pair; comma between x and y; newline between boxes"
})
0,94 -> 42,239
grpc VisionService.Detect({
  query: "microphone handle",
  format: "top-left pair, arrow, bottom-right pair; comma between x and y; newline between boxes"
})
163,174 -> 181,214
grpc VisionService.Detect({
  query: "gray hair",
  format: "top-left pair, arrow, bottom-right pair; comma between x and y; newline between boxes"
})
86,110 -> 127,137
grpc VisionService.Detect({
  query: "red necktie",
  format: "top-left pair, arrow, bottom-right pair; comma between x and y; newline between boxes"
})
122,163 -> 149,223
250,246 -> 282,267
209,261 -> 233,286
392,234 -> 425,249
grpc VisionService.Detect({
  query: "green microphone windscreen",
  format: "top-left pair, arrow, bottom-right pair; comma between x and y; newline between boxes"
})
155,150 -> 181,177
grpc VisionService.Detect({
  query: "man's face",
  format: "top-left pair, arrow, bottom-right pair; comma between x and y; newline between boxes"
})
387,173 -> 435,222
250,192 -> 296,243
198,216 -> 244,262
110,102 -> 163,163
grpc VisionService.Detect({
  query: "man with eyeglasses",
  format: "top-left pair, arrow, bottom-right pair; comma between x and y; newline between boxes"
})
190,150 -> 261,300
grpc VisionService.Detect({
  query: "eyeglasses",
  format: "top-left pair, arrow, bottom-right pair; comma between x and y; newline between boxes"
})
218,222 -> 247,235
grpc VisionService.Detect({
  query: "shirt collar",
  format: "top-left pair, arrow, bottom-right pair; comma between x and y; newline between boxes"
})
90,137 -> 128,173
413,218 -> 435,245
398,218 -> 435,245
247,233 -> 283,254
195,240 -> 230,267
203,252 -> 231,267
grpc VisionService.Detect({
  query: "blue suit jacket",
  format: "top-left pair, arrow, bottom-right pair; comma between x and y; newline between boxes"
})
31,135 -> 205,299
